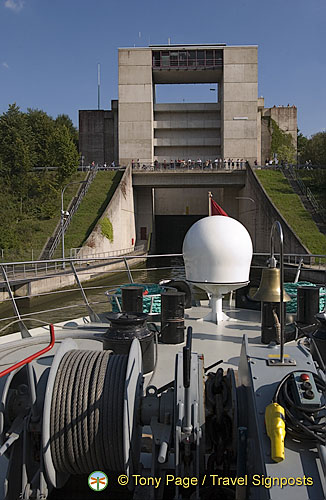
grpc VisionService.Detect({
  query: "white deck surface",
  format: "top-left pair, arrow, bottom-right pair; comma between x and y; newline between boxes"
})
148,303 -> 262,388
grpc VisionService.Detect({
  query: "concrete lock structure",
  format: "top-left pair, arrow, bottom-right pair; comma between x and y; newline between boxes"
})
79,43 -> 297,167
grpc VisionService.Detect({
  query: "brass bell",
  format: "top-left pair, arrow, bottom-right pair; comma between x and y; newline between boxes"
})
252,268 -> 291,303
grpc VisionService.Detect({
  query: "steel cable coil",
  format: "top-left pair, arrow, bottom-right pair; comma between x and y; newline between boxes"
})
50,349 -> 127,474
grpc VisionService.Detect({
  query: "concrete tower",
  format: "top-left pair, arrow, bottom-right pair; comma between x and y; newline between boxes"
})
118,44 -> 258,166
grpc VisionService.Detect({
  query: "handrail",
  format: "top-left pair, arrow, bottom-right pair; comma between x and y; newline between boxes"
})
0,265 -> 31,338
69,246 -> 136,260
0,253 -> 182,267
132,162 -> 247,172
42,166 -> 99,260
0,252 -> 325,330
0,252 -> 325,278
0,324 -> 55,378
286,165 -> 326,223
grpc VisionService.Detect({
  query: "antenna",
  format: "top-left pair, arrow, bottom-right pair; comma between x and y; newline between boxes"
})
97,63 -> 101,110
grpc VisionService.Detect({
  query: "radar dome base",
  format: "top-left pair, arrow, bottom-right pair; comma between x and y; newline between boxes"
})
183,216 -> 253,325
195,283 -> 248,324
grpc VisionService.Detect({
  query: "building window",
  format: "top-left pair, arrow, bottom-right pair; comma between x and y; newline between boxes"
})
152,49 -> 223,69
179,51 -> 187,66
153,52 -> 160,67
197,50 -> 205,66
161,51 -> 170,67
170,51 -> 178,67
188,51 -> 196,67
214,49 -> 223,65
206,50 -> 213,66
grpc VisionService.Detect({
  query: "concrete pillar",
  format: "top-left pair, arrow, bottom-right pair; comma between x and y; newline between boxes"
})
118,49 -> 154,166
222,47 -> 258,165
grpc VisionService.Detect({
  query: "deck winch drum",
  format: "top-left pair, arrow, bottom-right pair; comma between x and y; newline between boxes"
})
43,340 -> 143,489
297,286 -> 320,325
122,286 -> 143,313
161,291 -> 185,344
50,350 -> 128,474
103,312 -> 154,373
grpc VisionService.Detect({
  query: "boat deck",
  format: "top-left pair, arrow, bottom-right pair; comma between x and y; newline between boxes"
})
0,301 -> 325,500
149,303 -> 261,388
0,302 -> 262,386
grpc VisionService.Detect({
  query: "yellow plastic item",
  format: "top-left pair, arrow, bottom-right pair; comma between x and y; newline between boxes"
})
265,403 -> 286,462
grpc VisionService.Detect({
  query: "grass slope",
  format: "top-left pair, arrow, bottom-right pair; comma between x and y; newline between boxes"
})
1,172 -> 86,262
54,171 -> 123,257
34,172 -> 86,258
296,169 -> 326,211
255,169 -> 326,255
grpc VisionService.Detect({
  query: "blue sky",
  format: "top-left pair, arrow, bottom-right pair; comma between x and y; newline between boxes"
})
0,0 -> 325,137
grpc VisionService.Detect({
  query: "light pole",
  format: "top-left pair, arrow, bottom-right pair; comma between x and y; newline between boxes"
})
61,180 -> 86,268
236,196 -> 257,250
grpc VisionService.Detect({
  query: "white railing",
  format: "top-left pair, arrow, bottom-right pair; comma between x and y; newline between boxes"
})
69,247 -> 136,259
0,250 -> 148,282
0,254 -> 183,328
0,252 -> 325,332
69,244 -> 146,260
252,253 -> 326,271
0,251 -> 325,285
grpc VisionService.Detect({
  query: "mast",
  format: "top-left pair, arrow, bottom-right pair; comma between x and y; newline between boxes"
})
97,63 -> 101,110
208,191 -> 212,216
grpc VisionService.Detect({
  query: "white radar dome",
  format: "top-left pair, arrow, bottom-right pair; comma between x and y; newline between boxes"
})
182,216 -> 253,323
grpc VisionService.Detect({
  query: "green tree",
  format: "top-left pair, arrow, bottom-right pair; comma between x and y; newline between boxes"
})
26,108 -> 55,167
270,119 -> 296,164
0,105 -> 81,258
301,132 -> 326,166
55,114 -> 78,148
0,179 -> 22,250
48,125 -> 79,185
297,130 -> 308,159
277,144 -> 296,164
0,104 -> 36,185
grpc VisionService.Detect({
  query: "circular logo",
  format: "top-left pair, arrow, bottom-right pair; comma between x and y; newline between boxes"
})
88,471 -> 108,491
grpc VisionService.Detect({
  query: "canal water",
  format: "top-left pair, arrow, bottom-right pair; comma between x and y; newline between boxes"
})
0,257 -> 186,335
2,257 -> 320,336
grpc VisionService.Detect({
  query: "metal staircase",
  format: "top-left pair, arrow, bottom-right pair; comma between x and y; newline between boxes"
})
282,166 -> 326,235
39,166 -> 99,260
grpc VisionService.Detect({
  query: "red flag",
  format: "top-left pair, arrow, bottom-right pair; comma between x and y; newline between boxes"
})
211,198 -> 228,216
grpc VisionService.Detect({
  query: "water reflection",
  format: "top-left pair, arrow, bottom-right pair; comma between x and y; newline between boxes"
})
0,257 -> 185,335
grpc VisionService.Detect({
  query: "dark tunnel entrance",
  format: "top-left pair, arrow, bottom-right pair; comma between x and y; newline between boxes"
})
154,215 -> 203,253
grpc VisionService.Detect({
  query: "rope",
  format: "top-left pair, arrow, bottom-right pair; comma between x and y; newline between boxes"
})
50,349 -> 127,474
